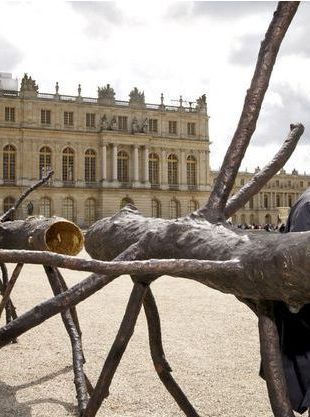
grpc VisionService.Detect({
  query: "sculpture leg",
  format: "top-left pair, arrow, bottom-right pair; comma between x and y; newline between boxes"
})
0,263 -> 18,343
143,287 -> 200,417
0,263 -> 23,318
83,281 -> 148,417
44,266 -> 89,415
258,300 -> 294,417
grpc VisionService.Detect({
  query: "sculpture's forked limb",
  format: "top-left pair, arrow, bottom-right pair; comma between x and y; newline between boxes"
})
0,263 -> 23,318
44,266 -> 89,416
258,300 -> 294,417
83,281 -> 148,417
0,263 -> 18,343
143,286 -> 200,417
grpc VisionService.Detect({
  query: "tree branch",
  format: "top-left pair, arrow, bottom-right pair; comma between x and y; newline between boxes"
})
199,2 -> 300,222
224,123 -> 305,218
0,170 -> 54,222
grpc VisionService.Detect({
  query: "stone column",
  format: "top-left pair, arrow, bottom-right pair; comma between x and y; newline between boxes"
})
112,143 -> 118,182
101,143 -> 107,182
144,145 -> 150,185
180,150 -> 186,190
161,148 -> 168,189
133,144 -> 139,185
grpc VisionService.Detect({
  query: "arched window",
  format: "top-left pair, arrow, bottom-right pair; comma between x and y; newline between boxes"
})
120,196 -> 134,208
265,214 -> 272,224
39,197 -> 52,217
186,155 -> 197,187
62,197 -> 75,221
62,147 -> 74,182
168,154 -> 178,186
149,153 -> 159,186
188,199 -> 199,213
85,198 -> 96,226
250,213 -> 255,225
151,198 -> 161,217
39,146 -> 52,178
170,199 -> 181,219
241,214 -> 246,225
85,149 -> 96,183
117,151 -> 129,183
3,196 -> 15,214
3,145 -> 16,182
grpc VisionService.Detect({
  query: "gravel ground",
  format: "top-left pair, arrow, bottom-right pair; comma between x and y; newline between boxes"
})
0,249 -> 275,417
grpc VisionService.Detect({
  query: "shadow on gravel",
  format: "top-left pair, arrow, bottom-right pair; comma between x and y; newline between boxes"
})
0,365 -> 77,416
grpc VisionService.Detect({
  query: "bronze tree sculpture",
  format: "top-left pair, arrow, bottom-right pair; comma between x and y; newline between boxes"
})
0,2 -> 306,417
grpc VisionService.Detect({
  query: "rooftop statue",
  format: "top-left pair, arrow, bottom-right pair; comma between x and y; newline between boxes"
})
20,73 -> 38,97
196,93 -> 207,111
98,84 -> 115,104
129,87 -> 145,107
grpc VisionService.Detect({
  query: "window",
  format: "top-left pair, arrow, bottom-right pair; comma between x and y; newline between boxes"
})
85,198 -> 96,226
62,147 -> 74,181
240,178 -> 245,186
168,153 -> 178,186
149,119 -> 158,133
41,110 -> 51,124
186,155 -> 197,187
3,144 -> 16,182
64,111 -> 74,126
170,199 -> 181,219
151,199 -> 161,217
276,195 -> 280,207
86,113 -> 95,128
117,151 -> 129,183
149,153 -> 159,186
188,199 -> 199,212
118,116 -> 128,131
85,149 -> 96,183
62,197 -> 75,221
264,194 -> 268,209
168,121 -> 177,134
249,197 -> 254,209
5,107 -> 15,122
39,197 -> 51,217
288,195 -> 293,207
39,146 -> 52,178
3,197 -> 15,214
300,181 -> 304,188
120,196 -> 134,208
187,122 -> 196,136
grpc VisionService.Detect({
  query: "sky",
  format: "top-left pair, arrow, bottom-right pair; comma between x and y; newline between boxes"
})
1,1 -> 310,174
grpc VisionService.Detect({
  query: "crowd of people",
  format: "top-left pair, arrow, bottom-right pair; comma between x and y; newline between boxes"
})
235,223 -> 286,232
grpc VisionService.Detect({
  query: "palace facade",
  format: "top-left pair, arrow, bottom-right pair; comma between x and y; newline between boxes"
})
0,73 -> 211,227
0,73 -> 308,227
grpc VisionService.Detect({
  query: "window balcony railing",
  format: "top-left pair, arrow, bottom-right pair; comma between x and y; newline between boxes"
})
188,184 -> 198,190
168,184 -> 179,190
2,179 -> 17,185
151,183 -> 160,189
63,180 -> 75,187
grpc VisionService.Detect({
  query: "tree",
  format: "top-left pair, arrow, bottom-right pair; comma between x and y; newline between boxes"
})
0,3 -> 304,417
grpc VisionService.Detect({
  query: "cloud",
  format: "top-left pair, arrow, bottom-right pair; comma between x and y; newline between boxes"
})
69,1 -> 124,38
0,37 -> 22,70
191,1 -> 277,19
229,34 -> 261,67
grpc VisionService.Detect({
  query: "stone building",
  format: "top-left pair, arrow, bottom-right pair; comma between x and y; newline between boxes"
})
1,73 -> 309,227
0,73 -> 211,226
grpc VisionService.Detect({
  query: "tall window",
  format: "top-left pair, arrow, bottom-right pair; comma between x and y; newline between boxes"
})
117,151 -> 129,183
118,116 -> 128,131
264,194 -> 268,209
276,194 -> 281,207
5,107 -> 15,122
188,199 -> 199,213
62,147 -> 74,181
151,199 -> 161,217
168,121 -> 177,134
149,119 -> 158,133
86,113 -> 95,128
3,145 -> 16,182
168,153 -> 178,186
85,198 -> 96,226
39,197 -> 51,217
187,122 -> 196,136
149,153 -> 159,186
85,149 -> 96,183
186,155 -> 197,187
64,111 -> 74,126
120,196 -> 134,208
170,199 -> 181,219
39,146 -> 52,178
3,197 -> 15,214
62,197 -> 75,221
41,110 -> 51,124
288,195 -> 293,207
249,197 -> 254,209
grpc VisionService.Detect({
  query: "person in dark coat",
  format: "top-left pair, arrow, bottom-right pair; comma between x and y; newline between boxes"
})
275,187 -> 310,414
